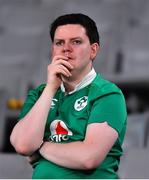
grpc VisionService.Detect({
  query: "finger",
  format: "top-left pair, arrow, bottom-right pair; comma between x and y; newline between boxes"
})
54,59 -> 74,70
58,65 -> 72,77
52,55 -> 68,62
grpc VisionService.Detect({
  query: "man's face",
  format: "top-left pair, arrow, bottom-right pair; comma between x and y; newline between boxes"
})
51,24 -> 99,76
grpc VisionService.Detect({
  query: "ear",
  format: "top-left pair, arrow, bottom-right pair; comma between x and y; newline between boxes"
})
90,43 -> 100,60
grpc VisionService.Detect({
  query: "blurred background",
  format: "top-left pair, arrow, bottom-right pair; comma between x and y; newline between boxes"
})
0,0 -> 149,178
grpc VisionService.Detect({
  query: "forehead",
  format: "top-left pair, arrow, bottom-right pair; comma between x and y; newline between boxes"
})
54,24 -> 87,39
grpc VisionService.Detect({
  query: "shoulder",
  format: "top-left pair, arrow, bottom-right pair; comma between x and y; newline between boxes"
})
27,84 -> 61,99
27,84 -> 46,98
88,74 -> 124,100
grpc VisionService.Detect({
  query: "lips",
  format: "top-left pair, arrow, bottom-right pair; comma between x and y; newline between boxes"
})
66,56 -> 72,60
66,56 -> 73,60
64,52 -> 74,60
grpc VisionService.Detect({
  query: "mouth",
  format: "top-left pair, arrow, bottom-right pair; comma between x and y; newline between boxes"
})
67,57 -> 73,60
64,52 -> 74,60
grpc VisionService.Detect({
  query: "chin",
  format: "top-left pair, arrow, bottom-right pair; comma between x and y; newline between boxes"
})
62,74 -> 76,82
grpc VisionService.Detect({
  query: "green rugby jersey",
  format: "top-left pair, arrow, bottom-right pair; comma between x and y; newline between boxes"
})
19,74 -> 127,179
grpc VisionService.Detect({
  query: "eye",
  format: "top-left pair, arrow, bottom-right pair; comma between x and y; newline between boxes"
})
72,40 -> 82,45
55,40 -> 64,46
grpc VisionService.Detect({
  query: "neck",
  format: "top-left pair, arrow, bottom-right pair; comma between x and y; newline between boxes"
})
62,81 -> 76,93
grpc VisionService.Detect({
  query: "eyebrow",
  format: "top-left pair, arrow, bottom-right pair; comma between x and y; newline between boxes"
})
54,37 -> 82,41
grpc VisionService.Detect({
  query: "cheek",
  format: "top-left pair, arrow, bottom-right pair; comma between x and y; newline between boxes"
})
52,47 -> 62,56
78,48 -> 91,60
74,51 -> 90,67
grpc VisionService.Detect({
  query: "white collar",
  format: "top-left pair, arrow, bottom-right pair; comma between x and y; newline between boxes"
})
61,68 -> 96,95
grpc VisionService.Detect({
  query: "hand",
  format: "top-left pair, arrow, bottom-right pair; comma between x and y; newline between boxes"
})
27,151 -> 41,165
47,55 -> 74,91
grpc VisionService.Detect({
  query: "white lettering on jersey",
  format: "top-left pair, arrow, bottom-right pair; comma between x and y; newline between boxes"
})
49,120 -> 73,142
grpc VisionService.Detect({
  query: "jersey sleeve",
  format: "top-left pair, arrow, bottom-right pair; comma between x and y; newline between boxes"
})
88,93 -> 127,135
18,84 -> 45,120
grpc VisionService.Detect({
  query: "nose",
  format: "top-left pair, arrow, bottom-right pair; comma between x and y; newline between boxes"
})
62,42 -> 72,54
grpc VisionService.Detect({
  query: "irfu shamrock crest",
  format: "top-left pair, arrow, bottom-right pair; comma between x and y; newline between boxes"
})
74,96 -> 88,111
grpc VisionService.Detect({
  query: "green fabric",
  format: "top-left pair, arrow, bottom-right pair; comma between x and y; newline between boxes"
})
19,74 -> 127,179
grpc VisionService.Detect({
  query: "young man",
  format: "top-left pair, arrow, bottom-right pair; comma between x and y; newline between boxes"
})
10,13 -> 127,179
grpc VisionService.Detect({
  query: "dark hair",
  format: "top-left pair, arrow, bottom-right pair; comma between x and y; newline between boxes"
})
50,13 -> 100,45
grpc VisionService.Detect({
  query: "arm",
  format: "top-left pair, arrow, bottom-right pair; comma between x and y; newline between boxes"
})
10,84 -> 55,156
10,56 -> 73,156
39,122 -> 118,170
